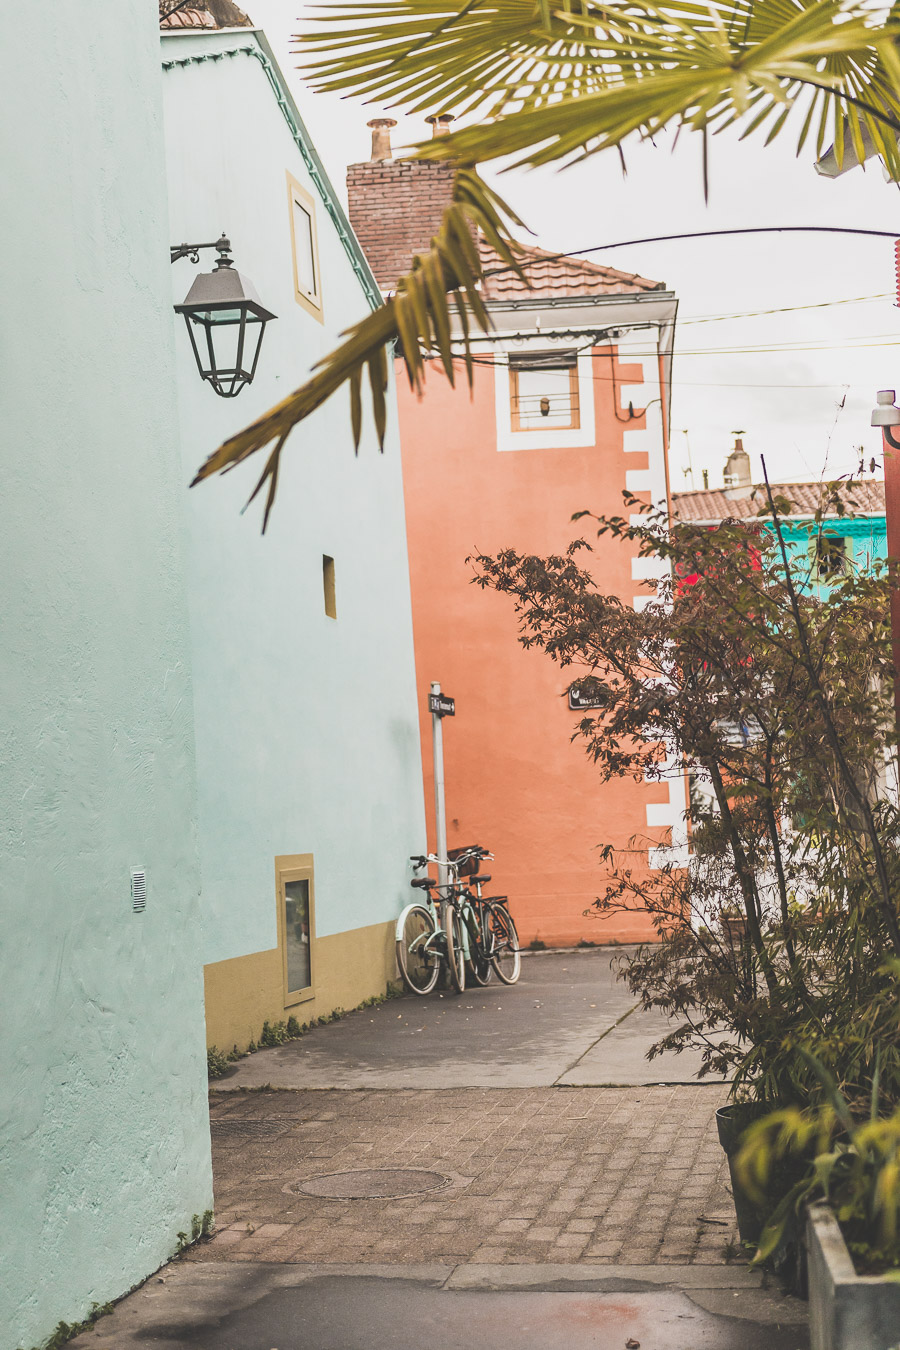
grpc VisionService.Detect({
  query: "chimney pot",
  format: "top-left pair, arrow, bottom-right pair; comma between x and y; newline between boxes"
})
368,118 -> 397,162
723,432 -> 752,497
426,114 -> 455,137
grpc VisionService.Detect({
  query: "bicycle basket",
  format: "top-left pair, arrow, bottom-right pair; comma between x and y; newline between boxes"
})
448,845 -> 483,876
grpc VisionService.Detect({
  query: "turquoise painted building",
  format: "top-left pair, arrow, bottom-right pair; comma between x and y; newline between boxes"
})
1,5 -> 212,1348
672,475 -> 887,598
161,17 -> 426,1050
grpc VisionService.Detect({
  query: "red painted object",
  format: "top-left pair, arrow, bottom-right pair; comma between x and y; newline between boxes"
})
882,429 -> 900,732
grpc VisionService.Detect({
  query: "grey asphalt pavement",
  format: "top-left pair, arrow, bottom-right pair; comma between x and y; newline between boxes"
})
73,1263 -> 808,1350
217,948 -> 728,1090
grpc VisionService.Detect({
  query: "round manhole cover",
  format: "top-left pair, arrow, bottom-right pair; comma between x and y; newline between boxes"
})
290,1168 -> 451,1199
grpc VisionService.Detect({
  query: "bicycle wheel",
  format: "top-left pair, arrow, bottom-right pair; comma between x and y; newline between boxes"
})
442,901 -> 466,993
467,903 -> 494,986
488,904 -> 521,985
396,904 -> 440,995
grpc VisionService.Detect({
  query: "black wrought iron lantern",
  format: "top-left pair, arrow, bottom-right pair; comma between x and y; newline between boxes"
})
171,234 -> 276,398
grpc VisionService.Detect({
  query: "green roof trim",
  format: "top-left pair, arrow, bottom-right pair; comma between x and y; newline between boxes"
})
161,30 -> 383,312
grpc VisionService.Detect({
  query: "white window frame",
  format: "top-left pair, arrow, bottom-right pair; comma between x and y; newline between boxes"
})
493,340 -> 596,451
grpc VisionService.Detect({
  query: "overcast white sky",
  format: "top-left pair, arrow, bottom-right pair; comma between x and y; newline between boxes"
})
252,0 -> 900,491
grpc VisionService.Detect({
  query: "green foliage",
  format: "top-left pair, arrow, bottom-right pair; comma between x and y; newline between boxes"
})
175,1210 -> 214,1256
259,1019 -> 288,1047
528,938 -> 547,950
206,1045 -> 233,1079
736,1064 -> 900,1272
473,480 -> 900,1113
286,1015 -> 302,1037
20,1302 -> 113,1350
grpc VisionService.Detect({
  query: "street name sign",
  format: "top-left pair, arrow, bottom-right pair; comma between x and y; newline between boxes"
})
429,692 -> 455,717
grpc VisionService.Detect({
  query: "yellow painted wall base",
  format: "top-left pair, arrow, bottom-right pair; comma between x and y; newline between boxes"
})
203,918 -> 396,1052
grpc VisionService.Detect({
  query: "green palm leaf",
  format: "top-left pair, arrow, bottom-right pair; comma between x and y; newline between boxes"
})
406,7 -> 900,172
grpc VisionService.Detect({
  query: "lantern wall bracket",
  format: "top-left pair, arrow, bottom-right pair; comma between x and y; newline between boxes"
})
872,390 -> 900,450
170,234 -> 233,267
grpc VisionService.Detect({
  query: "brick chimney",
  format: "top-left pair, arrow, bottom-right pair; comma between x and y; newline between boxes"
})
347,117 -> 457,291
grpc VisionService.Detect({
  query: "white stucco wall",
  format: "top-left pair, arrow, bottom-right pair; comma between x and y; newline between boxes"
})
1,7 -> 212,1348
161,30 -> 425,964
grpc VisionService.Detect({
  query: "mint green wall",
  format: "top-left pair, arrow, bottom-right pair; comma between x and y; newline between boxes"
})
1,8 -> 212,1348
162,31 -> 425,964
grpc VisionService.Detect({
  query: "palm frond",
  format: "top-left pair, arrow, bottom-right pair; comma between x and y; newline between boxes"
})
408,7 -> 900,173
191,168 -> 526,530
299,1 -> 900,178
299,1 -> 603,117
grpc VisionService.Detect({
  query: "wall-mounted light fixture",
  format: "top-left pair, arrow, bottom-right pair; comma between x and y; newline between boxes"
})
872,389 -> 900,449
171,234 -> 276,398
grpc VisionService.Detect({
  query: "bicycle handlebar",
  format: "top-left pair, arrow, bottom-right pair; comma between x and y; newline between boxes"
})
409,847 -> 494,870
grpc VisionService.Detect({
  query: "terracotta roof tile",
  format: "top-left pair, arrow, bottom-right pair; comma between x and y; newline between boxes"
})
159,1 -> 251,28
479,237 -> 664,301
671,479 -> 885,522
160,7 -> 217,28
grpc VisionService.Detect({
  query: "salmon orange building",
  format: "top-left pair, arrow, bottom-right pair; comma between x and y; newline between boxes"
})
348,121 -> 687,946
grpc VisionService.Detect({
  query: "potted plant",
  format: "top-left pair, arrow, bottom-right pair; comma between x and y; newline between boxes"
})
735,1070 -> 900,1349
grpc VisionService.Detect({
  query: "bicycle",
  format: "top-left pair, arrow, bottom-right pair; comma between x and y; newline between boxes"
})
462,864 -> 521,986
449,846 -> 496,989
395,846 -> 520,995
395,847 -> 481,996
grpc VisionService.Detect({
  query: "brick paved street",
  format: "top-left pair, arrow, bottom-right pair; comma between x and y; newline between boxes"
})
195,1084 -> 740,1268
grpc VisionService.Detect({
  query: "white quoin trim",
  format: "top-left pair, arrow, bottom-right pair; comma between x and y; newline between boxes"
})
647,750 -> 691,871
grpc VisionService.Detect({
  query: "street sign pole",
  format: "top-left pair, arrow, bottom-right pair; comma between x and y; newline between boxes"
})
430,681 -> 449,890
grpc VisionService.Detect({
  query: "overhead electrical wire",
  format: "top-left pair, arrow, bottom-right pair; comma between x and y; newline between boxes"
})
677,293 -> 892,325
440,354 -> 895,391
481,225 -> 900,284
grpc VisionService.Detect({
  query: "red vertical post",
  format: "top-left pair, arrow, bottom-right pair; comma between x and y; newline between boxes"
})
884,431 -> 900,736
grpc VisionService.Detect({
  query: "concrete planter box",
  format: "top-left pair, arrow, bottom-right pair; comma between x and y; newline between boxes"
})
807,1202 -> 900,1350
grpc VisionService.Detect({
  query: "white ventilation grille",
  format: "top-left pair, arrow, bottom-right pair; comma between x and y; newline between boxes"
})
130,869 -> 147,914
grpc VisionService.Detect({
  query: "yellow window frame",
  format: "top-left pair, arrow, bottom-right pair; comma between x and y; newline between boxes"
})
276,852 -> 316,1005
286,172 -> 324,323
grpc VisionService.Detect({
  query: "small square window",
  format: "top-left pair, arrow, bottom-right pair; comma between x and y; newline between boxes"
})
323,554 -> 336,619
509,352 -> 580,431
276,854 -> 315,1004
810,534 -> 846,579
287,172 -> 323,321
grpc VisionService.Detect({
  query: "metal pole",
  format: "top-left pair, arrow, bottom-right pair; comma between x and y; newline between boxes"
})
430,681 -> 449,890
883,432 -> 900,743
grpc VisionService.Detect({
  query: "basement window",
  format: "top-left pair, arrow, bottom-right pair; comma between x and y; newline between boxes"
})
509,351 -> 580,431
276,854 -> 315,1004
